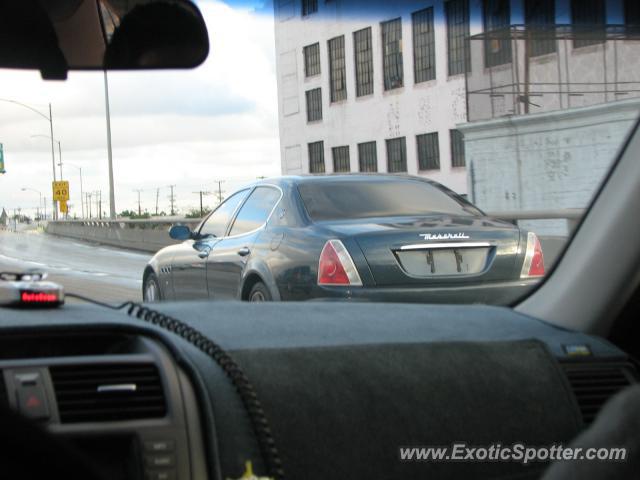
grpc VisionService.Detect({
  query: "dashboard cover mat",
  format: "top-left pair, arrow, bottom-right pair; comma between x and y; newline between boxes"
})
230,339 -> 582,480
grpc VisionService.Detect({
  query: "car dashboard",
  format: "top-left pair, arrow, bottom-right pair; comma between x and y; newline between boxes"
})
0,301 -> 637,480
0,330 -> 207,480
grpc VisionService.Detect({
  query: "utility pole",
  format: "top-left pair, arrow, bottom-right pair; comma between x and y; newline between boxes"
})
87,192 -> 92,218
193,190 -> 211,217
134,189 -> 143,216
155,188 -> 160,215
168,185 -> 176,216
213,180 -> 225,204
92,191 -> 101,219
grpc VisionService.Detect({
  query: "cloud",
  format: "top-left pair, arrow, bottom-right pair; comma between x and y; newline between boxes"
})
0,0 -> 279,216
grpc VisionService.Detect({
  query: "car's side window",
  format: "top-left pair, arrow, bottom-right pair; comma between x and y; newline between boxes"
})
229,187 -> 281,236
199,190 -> 249,238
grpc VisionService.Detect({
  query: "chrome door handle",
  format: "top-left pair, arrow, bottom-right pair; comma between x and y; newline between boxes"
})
198,249 -> 210,259
237,247 -> 251,257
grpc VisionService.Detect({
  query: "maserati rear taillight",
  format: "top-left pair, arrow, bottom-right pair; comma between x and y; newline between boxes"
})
318,240 -> 363,286
520,232 -> 545,278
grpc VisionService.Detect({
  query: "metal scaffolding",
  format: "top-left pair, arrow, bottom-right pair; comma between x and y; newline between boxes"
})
465,25 -> 640,122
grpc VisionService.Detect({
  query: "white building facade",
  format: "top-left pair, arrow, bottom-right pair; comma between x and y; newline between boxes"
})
273,0 -> 639,200
457,0 -> 640,235
273,0 -> 488,195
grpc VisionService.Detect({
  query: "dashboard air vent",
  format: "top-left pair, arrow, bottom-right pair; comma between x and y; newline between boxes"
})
50,363 -> 166,423
562,362 -> 637,425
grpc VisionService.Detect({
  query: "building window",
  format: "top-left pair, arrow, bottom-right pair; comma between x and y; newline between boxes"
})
525,0 -> 556,57
308,141 -> 325,173
381,18 -> 404,90
445,0 -> 470,75
354,27 -> 374,97
417,132 -> 440,171
303,43 -> 321,77
412,8 -> 436,83
450,130 -> 466,167
302,0 -> 317,17
386,137 -> 407,173
332,146 -> 351,172
626,0 -> 640,26
358,141 -> 377,172
571,0 -> 605,48
328,35 -> 347,102
483,0 -> 511,67
306,88 -> 322,122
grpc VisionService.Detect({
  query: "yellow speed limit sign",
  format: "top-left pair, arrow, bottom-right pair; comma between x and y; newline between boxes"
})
52,180 -> 70,201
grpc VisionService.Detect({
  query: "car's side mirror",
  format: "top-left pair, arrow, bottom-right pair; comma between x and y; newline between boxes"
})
169,224 -> 192,240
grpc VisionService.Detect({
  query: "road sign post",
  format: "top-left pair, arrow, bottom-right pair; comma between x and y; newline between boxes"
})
52,181 -> 70,216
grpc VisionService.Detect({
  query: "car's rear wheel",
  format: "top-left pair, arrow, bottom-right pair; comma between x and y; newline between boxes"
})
143,273 -> 161,302
248,281 -> 272,302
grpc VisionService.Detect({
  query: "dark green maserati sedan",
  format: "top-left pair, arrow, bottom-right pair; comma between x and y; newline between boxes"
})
143,174 -> 544,303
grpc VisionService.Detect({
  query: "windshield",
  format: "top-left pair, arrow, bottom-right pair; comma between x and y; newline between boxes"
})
0,0 -> 639,306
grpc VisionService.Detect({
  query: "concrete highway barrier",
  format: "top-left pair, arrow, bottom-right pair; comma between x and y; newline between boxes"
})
46,218 -> 200,253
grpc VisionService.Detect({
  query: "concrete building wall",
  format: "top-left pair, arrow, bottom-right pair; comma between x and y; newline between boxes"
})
459,98 -> 639,235
274,0 -> 490,194
274,0 -> 636,203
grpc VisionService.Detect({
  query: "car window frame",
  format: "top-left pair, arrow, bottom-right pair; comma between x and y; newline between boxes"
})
225,184 -> 284,239
197,188 -> 250,238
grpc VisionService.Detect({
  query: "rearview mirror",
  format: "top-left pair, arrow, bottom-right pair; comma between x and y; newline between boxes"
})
169,225 -> 192,241
0,0 -> 209,80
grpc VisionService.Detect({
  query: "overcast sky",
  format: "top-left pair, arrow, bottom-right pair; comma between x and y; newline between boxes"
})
0,0 -> 278,218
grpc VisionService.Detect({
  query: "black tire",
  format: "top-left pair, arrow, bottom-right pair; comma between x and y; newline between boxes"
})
143,273 -> 162,302
248,281 -> 272,302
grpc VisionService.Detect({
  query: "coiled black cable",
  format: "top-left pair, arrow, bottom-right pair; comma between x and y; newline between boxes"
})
66,293 -> 284,480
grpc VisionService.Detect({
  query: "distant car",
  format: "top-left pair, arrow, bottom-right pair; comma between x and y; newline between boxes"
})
142,175 -> 544,303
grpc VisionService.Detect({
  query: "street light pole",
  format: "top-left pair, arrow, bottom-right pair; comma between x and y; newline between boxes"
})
57,140 -> 63,180
31,134 -> 65,216
104,71 -> 116,219
65,163 -> 84,218
49,103 -> 58,219
0,99 -> 58,219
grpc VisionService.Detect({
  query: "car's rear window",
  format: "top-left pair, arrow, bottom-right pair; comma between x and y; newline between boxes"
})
297,180 -> 481,221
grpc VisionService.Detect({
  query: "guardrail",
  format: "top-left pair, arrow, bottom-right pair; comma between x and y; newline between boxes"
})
486,208 -> 585,232
45,209 -> 586,260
